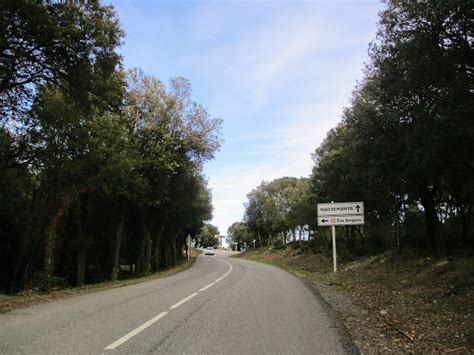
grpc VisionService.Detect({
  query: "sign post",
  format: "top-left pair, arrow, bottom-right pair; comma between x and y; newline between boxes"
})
317,201 -> 365,272
187,235 -> 191,260
331,225 -> 337,272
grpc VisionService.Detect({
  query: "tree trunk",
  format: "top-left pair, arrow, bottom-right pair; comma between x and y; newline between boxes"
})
76,247 -> 86,286
159,234 -> 170,269
110,203 -> 125,281
459,205 -> 469,247
170,236 -> 177,266
141,227 -> 152,274
76,199 -> 87,286
43,192 -> 76,277
151,226 -> 165,272
43,225 -> 56,276
136,209 -> 152,275
343,226 -> 351,253
420,187 -> 444,253
395,212 -> 401,254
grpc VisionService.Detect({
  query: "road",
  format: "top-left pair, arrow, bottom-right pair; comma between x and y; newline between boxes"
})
0,250 -> 356,354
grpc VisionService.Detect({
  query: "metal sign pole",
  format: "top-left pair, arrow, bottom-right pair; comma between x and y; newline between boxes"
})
331,225 -> 337,272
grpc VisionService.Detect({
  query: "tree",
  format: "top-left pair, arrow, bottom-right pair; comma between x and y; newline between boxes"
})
227,222 -> 253,246
1,38 -> 222,292
243,177 -> 313,246
197,223 -> 219,248
0,0 -> 123,119
368,0 -> 474,252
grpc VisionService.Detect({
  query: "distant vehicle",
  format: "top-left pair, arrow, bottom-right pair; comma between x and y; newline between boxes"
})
205,247 -> 215,256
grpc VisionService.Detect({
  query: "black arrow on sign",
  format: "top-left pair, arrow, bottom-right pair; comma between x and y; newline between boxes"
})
356,205 -> 361,213
321,219 -> 329,223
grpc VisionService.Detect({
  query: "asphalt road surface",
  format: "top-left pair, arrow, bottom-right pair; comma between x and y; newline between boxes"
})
0,250 -> 356,354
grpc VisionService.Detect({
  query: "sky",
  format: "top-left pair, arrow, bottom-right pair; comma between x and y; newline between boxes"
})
107,0 -> 384,236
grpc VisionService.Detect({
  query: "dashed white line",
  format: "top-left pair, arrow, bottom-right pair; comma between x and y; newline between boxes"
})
170,292 -> 198,309
199,283 -> 215,292
105,311 -> 168,350
104,256 -> 234,351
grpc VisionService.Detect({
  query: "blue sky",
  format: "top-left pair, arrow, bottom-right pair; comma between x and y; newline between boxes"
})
108,0 -> 384,236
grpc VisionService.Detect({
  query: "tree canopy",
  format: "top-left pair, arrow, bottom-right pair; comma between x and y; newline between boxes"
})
0,1 -> 222,293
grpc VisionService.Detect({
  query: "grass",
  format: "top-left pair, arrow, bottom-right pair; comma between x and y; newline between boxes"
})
0,248 -> 202,313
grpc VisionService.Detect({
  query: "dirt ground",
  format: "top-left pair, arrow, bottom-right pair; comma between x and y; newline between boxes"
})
238,248 -> 474,354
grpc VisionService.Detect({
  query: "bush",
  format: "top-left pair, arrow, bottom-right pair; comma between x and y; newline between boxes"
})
29,273 -> 68,292
402,209 -> 428,249
272,239 -> 286,250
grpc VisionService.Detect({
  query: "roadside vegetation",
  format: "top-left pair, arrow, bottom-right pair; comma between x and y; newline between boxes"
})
0,1 -> 222,294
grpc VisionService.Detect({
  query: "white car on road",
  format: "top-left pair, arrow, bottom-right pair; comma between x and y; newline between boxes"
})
205,247 -> 215,255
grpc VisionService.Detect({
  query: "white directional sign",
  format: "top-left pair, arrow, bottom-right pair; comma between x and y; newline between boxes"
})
318,215 -> 365,226
317,201 -> 365,272
317,201 -> 364,217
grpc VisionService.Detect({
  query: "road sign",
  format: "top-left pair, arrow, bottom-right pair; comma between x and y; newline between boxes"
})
318,202 -> 364,217
317,201 -> 365,273
317,202 -> 364,217
318,215 -> 364,226
317,202 -> 364,226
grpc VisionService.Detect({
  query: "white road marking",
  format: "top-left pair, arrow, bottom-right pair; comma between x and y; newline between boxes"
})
104,256 -> 234,351
199,283 -> 215,292
170,292 -> 198,309
105,311 -> 168,350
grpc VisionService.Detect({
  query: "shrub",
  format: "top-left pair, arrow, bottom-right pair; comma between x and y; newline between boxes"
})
272,239 -> 286,250
30,273 -> 68,292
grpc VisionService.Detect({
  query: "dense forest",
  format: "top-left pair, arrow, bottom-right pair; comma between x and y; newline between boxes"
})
228,0 -> 473,255
0,1 -> 222,292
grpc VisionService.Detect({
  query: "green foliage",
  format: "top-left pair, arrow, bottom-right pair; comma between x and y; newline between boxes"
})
0,2 -> 222,292
197,223 -> 220,248
0,0 -> 124,117
272,239 -> 286,250
227,222 -> 253,245
403,208 -> 428,249
243,177 -> 312,246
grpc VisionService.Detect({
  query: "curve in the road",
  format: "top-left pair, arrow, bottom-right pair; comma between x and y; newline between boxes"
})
104,257 -> 233,351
